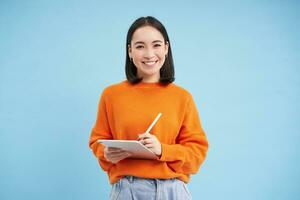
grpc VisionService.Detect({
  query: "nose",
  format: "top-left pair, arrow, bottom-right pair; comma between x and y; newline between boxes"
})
143,48 -> 155,59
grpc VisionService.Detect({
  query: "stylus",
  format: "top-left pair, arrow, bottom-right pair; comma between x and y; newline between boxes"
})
145,113 -> 162,134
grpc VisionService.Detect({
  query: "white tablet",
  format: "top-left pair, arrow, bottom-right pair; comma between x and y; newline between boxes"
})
98,139 -> 157,160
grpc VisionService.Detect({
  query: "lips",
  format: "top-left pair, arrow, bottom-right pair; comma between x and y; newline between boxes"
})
142,60 -> 158,66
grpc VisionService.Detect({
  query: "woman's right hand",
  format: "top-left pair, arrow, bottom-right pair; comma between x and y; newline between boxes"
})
104,147 -> 132,164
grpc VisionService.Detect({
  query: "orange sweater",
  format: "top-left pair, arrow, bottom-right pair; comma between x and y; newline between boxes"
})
89,80 -> 208,184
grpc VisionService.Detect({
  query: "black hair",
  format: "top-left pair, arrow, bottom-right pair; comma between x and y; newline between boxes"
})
125,16 -> 175,84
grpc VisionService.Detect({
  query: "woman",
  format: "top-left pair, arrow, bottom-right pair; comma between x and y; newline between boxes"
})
89,16 -> 209,200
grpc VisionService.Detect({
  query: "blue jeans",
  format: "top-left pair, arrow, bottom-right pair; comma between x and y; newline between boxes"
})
109,176 -> 192,200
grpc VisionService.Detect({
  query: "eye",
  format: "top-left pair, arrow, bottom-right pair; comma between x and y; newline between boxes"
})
136,45 -> 144,49
154,44 -> 161,47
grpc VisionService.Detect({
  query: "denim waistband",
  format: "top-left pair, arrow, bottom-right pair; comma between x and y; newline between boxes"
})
111,176 -> 191,200
124,176 -> 160,184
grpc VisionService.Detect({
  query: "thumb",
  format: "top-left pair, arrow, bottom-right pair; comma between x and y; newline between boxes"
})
138,132 -> 152,140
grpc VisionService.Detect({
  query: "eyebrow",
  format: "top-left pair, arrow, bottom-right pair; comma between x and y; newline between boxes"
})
133,40 -> 163,45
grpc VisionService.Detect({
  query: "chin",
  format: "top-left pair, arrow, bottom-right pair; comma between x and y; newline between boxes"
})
143,69 -> 160,76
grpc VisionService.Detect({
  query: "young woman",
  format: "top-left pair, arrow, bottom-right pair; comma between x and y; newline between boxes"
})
89,16 -> 209,200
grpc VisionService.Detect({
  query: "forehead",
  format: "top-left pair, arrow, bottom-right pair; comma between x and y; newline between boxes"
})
131,26 -> 164,43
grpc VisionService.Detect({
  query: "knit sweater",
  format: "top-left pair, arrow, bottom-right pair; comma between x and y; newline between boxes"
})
89,80 -> 208,184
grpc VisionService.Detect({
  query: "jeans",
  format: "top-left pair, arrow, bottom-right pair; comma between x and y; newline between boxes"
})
109,176 -> 192,200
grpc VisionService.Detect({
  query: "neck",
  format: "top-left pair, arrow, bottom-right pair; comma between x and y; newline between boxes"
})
139,74 -> 160,83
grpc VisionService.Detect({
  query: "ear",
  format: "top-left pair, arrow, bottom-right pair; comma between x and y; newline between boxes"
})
165,41 -> 169,55
128,44 -> 132,58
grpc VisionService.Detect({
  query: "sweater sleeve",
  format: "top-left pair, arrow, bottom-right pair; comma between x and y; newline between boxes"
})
89,90 -> 114,171
158,95 -> 209,175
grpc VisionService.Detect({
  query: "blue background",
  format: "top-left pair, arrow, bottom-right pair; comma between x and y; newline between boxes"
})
1,0 -> 299,199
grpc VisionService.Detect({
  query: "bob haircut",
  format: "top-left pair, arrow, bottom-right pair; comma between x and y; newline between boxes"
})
125,16 -> 175,84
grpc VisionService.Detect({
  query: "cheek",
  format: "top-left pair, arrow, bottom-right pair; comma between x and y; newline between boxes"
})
158,53 -> 166,61
158,49 -> 167,57
132,51 -> 143,60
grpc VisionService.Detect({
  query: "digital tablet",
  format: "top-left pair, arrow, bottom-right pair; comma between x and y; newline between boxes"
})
98,139 -> 158,160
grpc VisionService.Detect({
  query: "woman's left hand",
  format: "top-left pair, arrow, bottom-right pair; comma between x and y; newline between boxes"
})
138,132 -> 162,157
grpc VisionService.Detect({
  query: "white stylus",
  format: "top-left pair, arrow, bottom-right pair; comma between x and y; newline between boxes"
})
145,113 -> 162,134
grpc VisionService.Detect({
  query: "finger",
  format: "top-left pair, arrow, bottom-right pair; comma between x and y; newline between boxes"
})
108,151 -> 129,158
120,152 -> 132,158
146,147 -> 155,153
144,132 -> 152,137
107,150 -> 124,155
139,139 -> 149,145
110,152 -> 131,163
143,138 -> 153,144
104,147 -> 110,160
144,143 -> 154,148
109,158 -> 119,164
108,156 -> 122,163
109,150 -> 131,157
108,150 -> 125,154
138,132 -> 152,140
110,157 -> 124,164
138,134 -> 145,140
107,147 -> 123,152
104,153 -> 108,161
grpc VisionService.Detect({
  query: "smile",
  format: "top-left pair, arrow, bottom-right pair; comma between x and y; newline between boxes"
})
142,60 -> 158,66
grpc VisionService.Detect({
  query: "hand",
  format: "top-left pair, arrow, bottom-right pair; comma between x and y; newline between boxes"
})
104,147 -> 132,164
138,132 -> 162,156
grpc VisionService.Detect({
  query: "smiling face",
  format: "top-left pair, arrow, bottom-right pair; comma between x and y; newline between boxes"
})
128,26 -> 169,83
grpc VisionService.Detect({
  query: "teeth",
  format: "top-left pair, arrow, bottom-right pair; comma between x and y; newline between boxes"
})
143,61 -> 157,65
